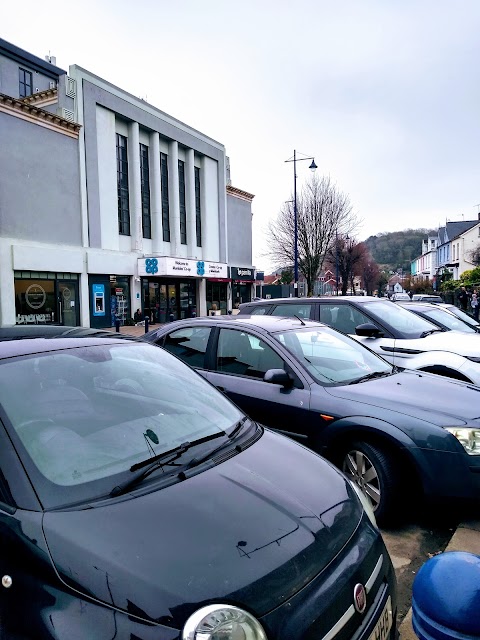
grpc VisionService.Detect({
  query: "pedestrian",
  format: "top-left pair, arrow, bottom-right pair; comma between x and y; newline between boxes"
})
472,290 -> 479,321
458,286 -> 469,312
133,308 -> 143,322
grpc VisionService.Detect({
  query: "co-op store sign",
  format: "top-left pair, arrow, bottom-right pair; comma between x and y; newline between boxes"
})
138,257 -> 228,278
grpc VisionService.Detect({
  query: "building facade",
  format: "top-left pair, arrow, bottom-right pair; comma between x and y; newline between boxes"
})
0,38 -> 255,328
0,38 -> 82,327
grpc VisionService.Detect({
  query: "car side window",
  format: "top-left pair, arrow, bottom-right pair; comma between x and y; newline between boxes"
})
249,306 -> 269,315
162,326 -> 211,368
271,303 -> 313,319
320,305 -> 373,334
217,328 -> 284,379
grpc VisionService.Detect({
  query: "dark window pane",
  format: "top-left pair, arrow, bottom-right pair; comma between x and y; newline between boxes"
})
116,134 -> 130,235
195,167 -> 202,247
178,160 -> 187,245
140,144 -> 151,239
161,153 -> 170,242
217,329 -> 284,378
163,327 -> 211,368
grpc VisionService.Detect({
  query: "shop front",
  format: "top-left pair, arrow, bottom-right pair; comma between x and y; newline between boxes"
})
138,257 -> 228,322
89,275 -> 131,329
14,271 -> 80,326
230,266 -> 256,307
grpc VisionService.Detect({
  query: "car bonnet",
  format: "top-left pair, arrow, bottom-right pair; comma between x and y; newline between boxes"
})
325,369 -> 480,423
42,430 -> 362,628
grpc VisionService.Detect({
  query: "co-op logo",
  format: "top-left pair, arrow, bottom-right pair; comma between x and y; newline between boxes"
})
145,258 -> 158,274
237,268 -> 252,277
197,261 -> 205,276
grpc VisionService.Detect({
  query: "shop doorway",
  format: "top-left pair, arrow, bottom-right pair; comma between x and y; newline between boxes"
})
143,279 -> 196,323
58,281 -> 80,326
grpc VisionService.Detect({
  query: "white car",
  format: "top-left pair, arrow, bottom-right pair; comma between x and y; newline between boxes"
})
238,296 -> 480,385
391,292 -> 411,301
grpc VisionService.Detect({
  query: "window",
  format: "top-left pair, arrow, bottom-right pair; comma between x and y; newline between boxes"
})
249,306 -> 269,315
116,134 -> 130,235
162,326 -> 211,368
160,153 -> 170,242
139,144 -> 151,239
217,329 -> 284,378
195,167 -> 202,247
271,303 -> 313,319
19,68 -> 32,98
178,160 -> 187,244
320,304 -> 372,334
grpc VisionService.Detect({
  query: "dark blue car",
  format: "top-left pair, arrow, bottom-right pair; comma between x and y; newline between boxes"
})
145,315 -> 480,523
0,334 -> 396,639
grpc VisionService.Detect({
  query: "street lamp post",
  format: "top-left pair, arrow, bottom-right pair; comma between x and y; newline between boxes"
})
285,151 -> 317,297
335,230 -> 339,296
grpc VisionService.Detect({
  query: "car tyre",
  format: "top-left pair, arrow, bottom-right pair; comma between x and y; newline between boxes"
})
341,441 -> 399,524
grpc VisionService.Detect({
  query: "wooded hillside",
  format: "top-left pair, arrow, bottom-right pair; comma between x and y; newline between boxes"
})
364,229 -> 436,273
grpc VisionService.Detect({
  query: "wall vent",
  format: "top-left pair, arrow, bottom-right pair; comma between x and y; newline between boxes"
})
59,108 -> 75,122
66,77 -> 76,98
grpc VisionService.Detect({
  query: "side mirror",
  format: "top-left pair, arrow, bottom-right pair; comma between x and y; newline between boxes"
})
263,369 -> 293,388
355,323 -> 384,338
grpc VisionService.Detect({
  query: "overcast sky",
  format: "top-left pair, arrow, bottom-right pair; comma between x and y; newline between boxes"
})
4,0 -> 480,272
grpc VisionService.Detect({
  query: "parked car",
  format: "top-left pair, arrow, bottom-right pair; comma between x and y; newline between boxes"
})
238,296 -> 480,384
433,303 -> 480,331
0,334 -> 397,639
144,315 -> 480,522
396,301 -> 480,333
411,294 -> 444,303
390,292 -> 411,301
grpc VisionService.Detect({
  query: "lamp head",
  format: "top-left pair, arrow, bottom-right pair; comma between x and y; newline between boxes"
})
309,159 -> 317,172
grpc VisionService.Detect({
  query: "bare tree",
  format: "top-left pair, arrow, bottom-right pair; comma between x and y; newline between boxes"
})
326,238 -> 369,295
267,175 -> 360,295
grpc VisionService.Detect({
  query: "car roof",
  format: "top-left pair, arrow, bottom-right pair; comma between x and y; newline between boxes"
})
0,336 -> 139,360
146,314 -> 325,335
396,301 -> 445,310
0,325 -> 131,341
240,296 -> 380,306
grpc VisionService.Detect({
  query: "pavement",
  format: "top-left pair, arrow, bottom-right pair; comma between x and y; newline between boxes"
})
104,323 -> 159,338
398,518 -> 480,639
109,323 -> 480,639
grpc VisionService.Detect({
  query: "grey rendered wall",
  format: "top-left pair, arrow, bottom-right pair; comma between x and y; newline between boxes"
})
0,112 -> 82,245
227,193 -> 253,265
0,53 -> 55,98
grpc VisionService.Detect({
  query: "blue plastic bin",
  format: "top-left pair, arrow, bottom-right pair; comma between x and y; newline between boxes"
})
412,551 -> 480,640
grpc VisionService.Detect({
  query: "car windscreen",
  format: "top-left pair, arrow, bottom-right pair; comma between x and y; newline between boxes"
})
274,326 -> 392,386
446,306 -> 480,327
0,342 -> 243,508
421,308 -> 476,333
362,300 -> 439,338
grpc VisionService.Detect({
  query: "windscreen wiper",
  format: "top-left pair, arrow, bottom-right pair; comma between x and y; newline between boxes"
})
110,431 -> 227,497
181,417 -> 252,473
351,371 -> 392,384
420,329 -> 443,337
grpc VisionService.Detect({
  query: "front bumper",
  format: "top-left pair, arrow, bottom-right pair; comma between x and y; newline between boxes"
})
259,514 -> 397,640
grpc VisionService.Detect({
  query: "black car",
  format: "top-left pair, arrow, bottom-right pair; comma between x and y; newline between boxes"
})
145,315 -> 480,522
396,301 -> 480,333
0,335 -> 396,640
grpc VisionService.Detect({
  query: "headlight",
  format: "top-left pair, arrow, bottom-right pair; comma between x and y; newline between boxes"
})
182,604 -> 268,640
445,427 -> 480,455
348,479 -> 377,528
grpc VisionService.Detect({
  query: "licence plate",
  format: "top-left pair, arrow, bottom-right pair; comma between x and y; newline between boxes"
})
368,596 -> 393,640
